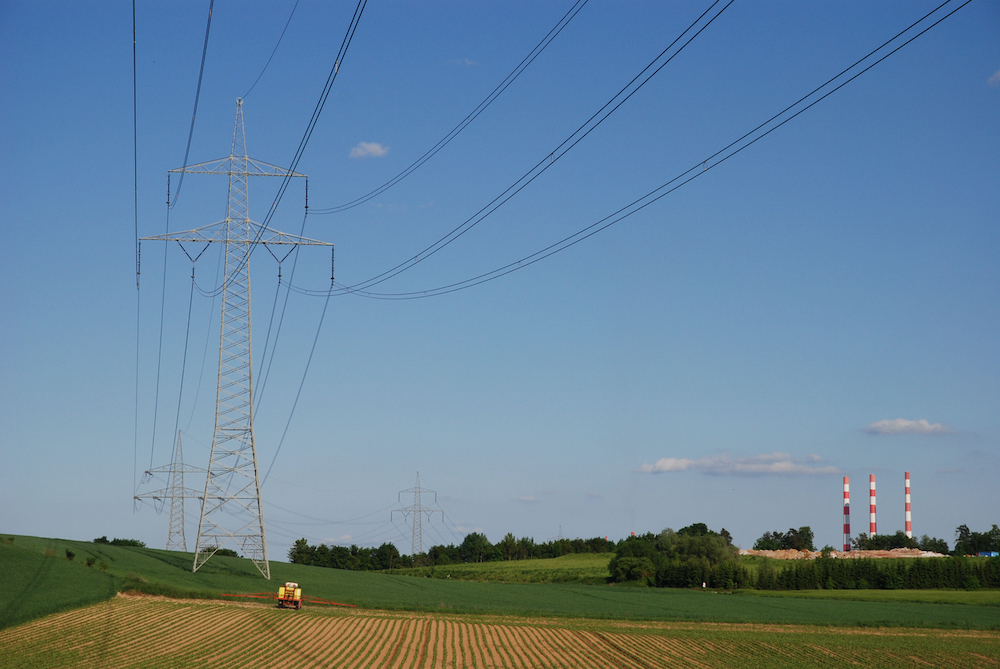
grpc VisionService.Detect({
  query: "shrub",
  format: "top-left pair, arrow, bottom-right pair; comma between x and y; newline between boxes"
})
611,557 -> 655,583
65,550 -> 75,561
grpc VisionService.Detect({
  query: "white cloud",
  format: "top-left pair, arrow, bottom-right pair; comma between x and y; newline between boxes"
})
636,452 -> 839,477
989,69 -> 1000,86
448,57 -> 477,67
517,495 -> 538,503
864,418 -> 952,435
350,141 -> 389,159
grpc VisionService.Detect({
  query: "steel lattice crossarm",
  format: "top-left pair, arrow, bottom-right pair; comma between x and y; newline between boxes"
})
142,219 -> 332,248
134,485 -> 207,502
169,156 -> 306,178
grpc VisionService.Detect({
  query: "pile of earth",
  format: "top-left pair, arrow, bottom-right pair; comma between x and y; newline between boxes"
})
739,548 -> 947,560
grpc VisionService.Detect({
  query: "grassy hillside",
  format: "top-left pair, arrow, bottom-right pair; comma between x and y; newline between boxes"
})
2,534 -> 999,631
387,552 -> 612,583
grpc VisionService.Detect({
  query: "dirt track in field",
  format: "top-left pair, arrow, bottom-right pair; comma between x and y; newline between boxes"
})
1,594 -> 998,668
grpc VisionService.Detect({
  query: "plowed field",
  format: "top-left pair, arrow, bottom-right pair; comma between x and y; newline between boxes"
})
1,594 -> 998,668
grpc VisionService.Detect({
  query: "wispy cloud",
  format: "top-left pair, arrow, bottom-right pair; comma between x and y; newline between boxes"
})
636,452 -> 839,477
864,418 -> 952,435
517,495 -> 539,503
350,141 -> 389,159
448,57 -> 477,67
989,69 -> 1000,87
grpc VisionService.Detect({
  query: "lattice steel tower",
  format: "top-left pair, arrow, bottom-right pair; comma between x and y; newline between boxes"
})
135,431 -> 205,551
393,472 -> 443,556
142,99 -> 332,578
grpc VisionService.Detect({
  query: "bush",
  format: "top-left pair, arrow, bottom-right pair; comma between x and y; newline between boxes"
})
64,550 -> 75,561
199,546 -> 239,558
85,556 -> 97,567
611,557 -> 655,583
753,527 -> 816,551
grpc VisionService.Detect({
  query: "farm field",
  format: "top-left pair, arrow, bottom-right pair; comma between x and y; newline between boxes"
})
390,552 -> 613,584
3,534 -> 1000,632
1,594 -> 998,668
738,588 -> 1000,606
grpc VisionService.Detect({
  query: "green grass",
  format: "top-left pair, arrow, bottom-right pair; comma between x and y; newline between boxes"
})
0,539 -> 118,630
2,534 -> 999,631
740,587 -> 1000,606
387,552 -> 613,583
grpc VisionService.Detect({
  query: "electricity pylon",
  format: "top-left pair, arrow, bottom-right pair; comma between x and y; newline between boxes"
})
393,472 -> 443,556
142,98 -> 333,578
135,431 -> 205,551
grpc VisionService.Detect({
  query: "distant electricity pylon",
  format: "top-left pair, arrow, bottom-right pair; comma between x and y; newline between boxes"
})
393,472 -> 443,556
141,98 -> 333,578
135,431 -> 205,551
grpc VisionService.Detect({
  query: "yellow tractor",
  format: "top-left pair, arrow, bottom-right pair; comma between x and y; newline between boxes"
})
277,582 -> 303,609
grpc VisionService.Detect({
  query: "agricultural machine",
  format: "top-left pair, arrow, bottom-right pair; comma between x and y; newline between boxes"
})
277,582 -> 303,609
221,582 -> 355,610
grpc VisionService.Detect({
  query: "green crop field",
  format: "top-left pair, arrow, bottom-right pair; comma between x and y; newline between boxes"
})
389,552 -> 613,583
2,534 -> 1000,634
740,587 -> 1000,606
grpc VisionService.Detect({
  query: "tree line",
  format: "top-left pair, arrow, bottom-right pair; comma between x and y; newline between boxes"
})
752,553 -> 1000,590
610,523 -> 999,590
288,532 -> 615,570
286,522 -> 998,590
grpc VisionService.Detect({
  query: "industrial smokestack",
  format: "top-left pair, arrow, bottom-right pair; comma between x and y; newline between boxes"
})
843,476 -> 851,552
905,471 -> 912,539
869,474 -> 877,536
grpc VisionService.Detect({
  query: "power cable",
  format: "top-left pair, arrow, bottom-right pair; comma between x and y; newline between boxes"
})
204,0 -> 367,302
310,0 -> 590,215
183,244 -> 222,433
252,208 -> 308,415
335,0 -> 734,295
324,0 -> 968,300
265,500 -> 399,525
132,0 -> 140,497
243,0 -> 300,99
168,267 -> 198,456
146,207 -> 172,470
261,264 -> 333,486
252,0 -> 588,464
144,0 -> 215,473
169,0 -> 215,210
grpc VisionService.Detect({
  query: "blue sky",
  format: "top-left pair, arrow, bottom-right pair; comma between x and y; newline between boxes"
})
1,1 -> 997,561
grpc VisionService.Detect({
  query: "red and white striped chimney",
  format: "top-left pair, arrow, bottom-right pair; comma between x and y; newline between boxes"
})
905,471 -> 912,539
869,474 -> 877,536
843,476 -> 851,552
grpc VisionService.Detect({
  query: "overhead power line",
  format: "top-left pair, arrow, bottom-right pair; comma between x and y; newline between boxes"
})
334,0 -> 734,295
200,0 -> 367,300
169,0 -> 215,210
141,0 -> 215,476
317,0 -> 969,301
310,0 -> 591,215
243,0 -> 301,99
